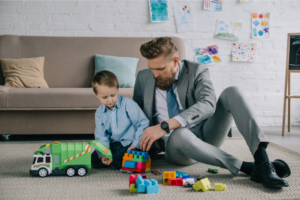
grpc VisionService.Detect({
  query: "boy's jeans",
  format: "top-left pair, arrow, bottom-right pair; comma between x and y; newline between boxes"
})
91,142 -> 130,170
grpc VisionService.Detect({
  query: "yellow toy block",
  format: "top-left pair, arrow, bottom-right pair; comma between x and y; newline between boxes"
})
193,178 -> 211,192
123,153 -> 133,161
145,168 -> 150,172
163,171 -> 176,185
214,183 -> 226,191
129,184 -> 138,193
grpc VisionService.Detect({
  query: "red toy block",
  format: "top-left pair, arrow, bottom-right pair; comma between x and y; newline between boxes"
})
170,178 -> 183,186
122,166 -> 146,173
129,174 -> 136,187
136,162 -> 146,169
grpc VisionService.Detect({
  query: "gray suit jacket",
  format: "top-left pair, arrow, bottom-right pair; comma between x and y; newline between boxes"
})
133,60 -> 217,154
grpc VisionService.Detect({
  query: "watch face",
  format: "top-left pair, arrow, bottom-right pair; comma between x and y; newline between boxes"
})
162,122 -> 168,129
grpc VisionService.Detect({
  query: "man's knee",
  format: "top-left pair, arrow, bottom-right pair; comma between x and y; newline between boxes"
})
223,86 -> 243,96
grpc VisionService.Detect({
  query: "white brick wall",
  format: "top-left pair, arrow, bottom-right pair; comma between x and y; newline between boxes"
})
0,0 -> 300,127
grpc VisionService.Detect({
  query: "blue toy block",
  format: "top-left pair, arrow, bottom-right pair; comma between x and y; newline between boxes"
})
141,152 -> 149,159
124,161 -> 137,169
176,171 -> 188,178
182,175 -> 194,179
136,176 -> 145,193
145,179 -> 159,194
127,150 -> 132,154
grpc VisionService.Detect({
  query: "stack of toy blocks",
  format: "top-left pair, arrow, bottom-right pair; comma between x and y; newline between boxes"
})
122,150 -> 151,173
129,174 -> 159,194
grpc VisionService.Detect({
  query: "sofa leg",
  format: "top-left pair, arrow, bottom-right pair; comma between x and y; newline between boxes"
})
2,135 -> 11,142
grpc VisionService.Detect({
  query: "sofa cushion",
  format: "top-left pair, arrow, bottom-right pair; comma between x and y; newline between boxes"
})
0,86 -> 10,108
0,57 -> 49,88
94,54 -> 139,88
3,88 -> 134,110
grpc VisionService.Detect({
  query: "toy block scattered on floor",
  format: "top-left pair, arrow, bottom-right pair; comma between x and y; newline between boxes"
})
129,184 -> 138,193
121,150 -> 151,173
193,178 -> 211,192
128,174 -> 159,194
182,176 -> 196,185
144,179 -> 159,194
170,178 -> 183,186
214,183 -> 226,191
175,171 -> 188,178
163,171 -> 176,184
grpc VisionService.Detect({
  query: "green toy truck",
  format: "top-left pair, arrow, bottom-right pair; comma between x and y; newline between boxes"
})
30,140 -> 112,177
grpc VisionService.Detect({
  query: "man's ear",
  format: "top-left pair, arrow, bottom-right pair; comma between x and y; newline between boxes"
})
173,55 -> 179,64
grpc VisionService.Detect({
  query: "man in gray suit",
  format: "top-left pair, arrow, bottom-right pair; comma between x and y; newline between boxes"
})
133,37 -> 290,188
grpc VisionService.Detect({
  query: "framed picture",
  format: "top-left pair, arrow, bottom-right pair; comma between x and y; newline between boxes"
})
288,33 -> 300,70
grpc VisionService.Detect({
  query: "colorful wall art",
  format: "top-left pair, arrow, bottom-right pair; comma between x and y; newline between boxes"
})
173,4 -> 195,33
149,0 -> 169,22
215,19 -> 242,41
204,0 -> 223,11
252,12 -> 270,38
194,45 -> 221,65
232,42 -> 257,62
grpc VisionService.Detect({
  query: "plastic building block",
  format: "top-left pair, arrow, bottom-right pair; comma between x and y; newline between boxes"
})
129,184 -> 138,193
208,168 -> 218,174
144,179 -> 159,194
122,166 -> 146,172
124,161 -> 137,169
146,158 -> 151,169
122,153 -> 133,161
145,168 -> 150,172
214,183 -> 226,191
163,171 -> 176,184
132,155 -> 148,162
129,174 -> 137,187
141,152 -> 149,159
136,176 -> 145,193
140,174 -> 147,179
136,162 -> 146,169
176,171 -> 188,178
183,177 -> 195,185
170,178 -> 183,186
193,178 -> 211,192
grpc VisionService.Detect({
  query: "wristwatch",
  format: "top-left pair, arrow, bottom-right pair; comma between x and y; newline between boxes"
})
161,121 -> 170,134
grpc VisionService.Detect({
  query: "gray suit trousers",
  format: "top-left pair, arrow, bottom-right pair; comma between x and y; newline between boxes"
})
164,86 -> 269,176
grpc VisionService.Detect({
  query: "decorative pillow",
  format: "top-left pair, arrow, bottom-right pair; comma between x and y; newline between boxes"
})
0,57 -> 49,88
94,54 -> 139,88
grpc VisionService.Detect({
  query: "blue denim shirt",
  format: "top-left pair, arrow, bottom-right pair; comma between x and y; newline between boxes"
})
94,95 -> 149,158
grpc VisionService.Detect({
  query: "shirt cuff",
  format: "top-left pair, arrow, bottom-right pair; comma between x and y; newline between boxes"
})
174,115 -> 188,128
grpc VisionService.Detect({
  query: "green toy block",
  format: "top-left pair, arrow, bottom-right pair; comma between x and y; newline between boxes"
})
130,184 -> 138,193
132,155 -> 149,162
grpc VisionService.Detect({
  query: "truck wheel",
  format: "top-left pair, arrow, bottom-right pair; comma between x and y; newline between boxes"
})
66,167 -> 75,177
77,167 -> 87,176
38,168 -> 48,177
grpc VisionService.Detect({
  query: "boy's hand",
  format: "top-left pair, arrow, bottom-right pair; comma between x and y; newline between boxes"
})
101,155 -> 113,165
127,145 -> 137,151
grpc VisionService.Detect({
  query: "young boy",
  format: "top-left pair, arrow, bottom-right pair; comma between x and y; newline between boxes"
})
91,70 -> 149,170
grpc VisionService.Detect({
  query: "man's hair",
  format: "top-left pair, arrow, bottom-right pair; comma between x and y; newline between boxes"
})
92,70 -> 119,94
140,37 -> 178,61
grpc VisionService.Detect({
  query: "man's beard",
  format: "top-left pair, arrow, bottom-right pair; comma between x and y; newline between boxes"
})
154,70 -> 176,91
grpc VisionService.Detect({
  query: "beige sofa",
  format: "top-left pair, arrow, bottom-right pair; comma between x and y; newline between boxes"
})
0,35 -> 186,141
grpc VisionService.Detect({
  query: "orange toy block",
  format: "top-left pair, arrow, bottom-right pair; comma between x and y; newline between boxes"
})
146,157 -> 151,169
163,171 -> 176,185
123,153 -> 133,161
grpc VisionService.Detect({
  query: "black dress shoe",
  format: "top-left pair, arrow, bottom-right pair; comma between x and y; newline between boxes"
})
272,159 -> 291,178
251,161 -> 289,187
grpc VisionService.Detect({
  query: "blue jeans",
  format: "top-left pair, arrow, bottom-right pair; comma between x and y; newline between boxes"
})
91,142 -> 130,170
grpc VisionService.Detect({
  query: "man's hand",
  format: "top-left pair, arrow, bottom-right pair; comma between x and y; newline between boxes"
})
140,124 -> 166,151
101,155 -> 113,165
127,145 -> 137,151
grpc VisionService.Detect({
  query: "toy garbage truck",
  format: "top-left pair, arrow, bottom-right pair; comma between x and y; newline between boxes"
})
30,140 -> 112,178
